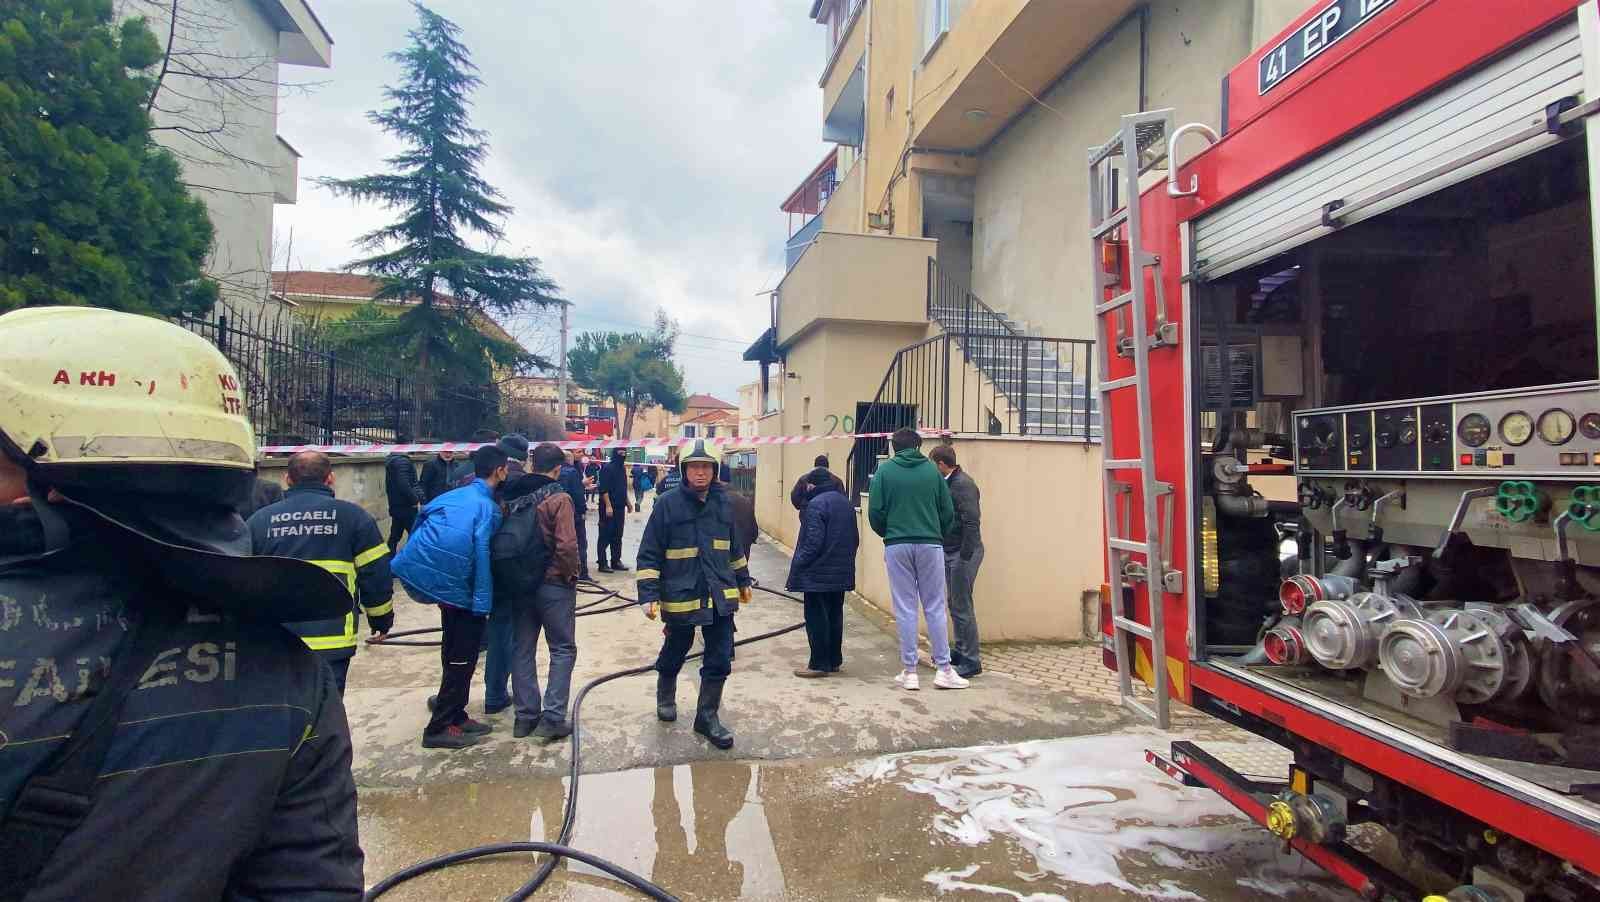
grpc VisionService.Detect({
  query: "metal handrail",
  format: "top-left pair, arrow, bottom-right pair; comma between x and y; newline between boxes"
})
845,330 -> 1098,500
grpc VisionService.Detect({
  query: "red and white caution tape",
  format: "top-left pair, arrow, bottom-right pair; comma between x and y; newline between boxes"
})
257,429 -> 951,456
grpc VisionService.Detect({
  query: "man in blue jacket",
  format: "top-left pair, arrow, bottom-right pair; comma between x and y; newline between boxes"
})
786,466 -> 859,678
394,444 -> 509,749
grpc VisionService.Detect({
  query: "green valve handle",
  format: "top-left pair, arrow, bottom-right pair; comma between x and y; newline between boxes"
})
1495,481 -> 1544,523
1569,485 -> 1600,531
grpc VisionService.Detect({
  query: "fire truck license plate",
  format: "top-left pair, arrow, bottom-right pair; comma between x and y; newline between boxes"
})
1259,0 -> 1396,95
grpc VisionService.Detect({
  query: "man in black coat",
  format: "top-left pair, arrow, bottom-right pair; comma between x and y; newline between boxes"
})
559,451 -> 592,581
790,453 -> 845,511
595,448 -> 631,572
420,449 -> 455,502
786,467 -> 859,678
384,450 -> 424,551
930,445 -> 984,678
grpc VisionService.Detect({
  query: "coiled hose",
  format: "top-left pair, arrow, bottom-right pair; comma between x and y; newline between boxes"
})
362,582 -> 806,901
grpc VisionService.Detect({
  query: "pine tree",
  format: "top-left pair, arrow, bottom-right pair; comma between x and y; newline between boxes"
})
0,0 -> 218,315
318,2 -> 559,433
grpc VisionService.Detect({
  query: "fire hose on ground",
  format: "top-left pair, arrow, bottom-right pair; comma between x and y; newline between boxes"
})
365,579 -> 644,647
361,581 -> 808,901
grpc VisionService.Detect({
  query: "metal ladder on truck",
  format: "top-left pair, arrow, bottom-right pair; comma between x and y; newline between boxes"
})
1087,109 -> 1178,729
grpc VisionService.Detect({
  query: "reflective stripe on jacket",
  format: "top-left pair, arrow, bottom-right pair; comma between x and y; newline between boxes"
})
635,482 -> 751,626
247,484 -> 393,658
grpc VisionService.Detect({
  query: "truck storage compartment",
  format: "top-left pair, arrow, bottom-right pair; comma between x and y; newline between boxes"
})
1193,135 -> 1600,785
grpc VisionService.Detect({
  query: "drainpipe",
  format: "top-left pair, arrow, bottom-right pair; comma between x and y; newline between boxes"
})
859,0 -> 872,233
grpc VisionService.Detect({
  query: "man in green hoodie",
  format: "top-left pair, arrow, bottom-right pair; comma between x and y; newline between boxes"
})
867,429 -> 968,691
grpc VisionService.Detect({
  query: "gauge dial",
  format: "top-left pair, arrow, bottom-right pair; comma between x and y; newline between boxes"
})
1375,430 -> 1396,449
1538,408 -> 1577,446
1581,412 -> 1600,441
1399,424 -> 1417,445
1457,413 -> 1491,448
1499,411 -> 1533,446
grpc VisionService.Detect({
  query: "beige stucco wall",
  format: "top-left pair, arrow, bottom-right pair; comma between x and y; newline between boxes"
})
820,157 -> 864,234
970,1 -> 1255,340
753,316 -> 930,552
258,455 -> 394,533
776,232 -> 936,346
850,436 -> 1105,643
1253,0 -> 1315,48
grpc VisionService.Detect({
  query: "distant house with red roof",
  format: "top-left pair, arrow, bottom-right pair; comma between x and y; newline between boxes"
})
630,392 -> 739,440
269,270 -> 522,348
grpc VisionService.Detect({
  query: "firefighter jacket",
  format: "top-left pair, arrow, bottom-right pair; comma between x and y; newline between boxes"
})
0,503 -> 364,900
635,482 -> 752,625
247,484 -> 394,659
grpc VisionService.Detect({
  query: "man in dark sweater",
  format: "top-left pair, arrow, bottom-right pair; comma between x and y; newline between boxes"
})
929,445 -> 983,678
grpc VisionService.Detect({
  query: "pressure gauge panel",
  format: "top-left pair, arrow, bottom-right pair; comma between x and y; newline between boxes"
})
1499,411 -> 1533,446
1374,406 -> 1419,471
1294,383 -> 1600,477
1457,413 -> 1491,448
1538,408 -> 1576,446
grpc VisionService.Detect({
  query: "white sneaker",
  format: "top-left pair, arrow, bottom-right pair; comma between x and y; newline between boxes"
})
934,667 -> 970,690
894,670 -> 920,691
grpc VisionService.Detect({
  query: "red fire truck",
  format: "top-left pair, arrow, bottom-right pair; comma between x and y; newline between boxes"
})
1095,1 -> 1600,898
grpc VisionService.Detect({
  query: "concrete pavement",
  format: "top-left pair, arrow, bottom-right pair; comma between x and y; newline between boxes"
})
346,505 -> 1132,789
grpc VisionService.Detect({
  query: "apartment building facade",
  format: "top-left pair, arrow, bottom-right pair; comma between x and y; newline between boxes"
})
121,0 -> 332,312
748,0 -> 1313,640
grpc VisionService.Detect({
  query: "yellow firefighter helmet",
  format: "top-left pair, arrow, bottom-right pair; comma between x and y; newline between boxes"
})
679,438 -> 721,476
0,306 -> 255,470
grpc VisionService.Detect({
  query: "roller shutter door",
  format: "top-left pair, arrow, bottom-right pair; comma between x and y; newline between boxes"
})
1193,19 -> 1585,280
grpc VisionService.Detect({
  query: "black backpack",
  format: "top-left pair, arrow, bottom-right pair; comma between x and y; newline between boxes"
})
490,482 -> 565,597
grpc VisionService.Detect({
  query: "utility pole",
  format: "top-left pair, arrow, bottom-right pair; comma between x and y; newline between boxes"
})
557,301 -> 570,426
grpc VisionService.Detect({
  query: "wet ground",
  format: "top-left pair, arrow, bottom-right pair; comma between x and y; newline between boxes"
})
360,728 -> 1355,901
353,507 -> 1359,900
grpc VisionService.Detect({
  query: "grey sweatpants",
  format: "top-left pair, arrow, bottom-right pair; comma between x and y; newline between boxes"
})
885,543 -> 951,669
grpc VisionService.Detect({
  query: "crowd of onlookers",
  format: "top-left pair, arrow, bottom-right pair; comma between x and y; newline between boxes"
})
248,425 -> 987,751
786,429 -> 984,691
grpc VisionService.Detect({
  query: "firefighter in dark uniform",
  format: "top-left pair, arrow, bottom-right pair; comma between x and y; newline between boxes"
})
247,450 -> 395,695
0,307 -> 363,900
637,440 -> 752,749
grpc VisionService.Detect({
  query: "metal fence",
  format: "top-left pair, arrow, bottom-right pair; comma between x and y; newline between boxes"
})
846,332 -> 1098,498
173,303 -> 499,446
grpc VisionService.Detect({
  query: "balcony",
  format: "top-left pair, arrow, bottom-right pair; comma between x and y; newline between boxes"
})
775,232 -> 935,348
782,150 -> 843,270
912,0 -> 1139,149
815,0 -> 865,146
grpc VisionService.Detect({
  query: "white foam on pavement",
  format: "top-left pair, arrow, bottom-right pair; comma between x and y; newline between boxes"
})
833,729 -> 1345,900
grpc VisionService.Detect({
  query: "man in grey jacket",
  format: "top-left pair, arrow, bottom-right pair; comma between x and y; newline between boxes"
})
929,445 -> 983,678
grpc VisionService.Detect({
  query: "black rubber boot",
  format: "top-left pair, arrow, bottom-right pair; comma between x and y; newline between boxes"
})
693,678 -> 734,750
656,672 -> 677,722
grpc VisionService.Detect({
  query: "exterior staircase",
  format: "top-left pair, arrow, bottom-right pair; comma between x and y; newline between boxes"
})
926,261 -> 1100,440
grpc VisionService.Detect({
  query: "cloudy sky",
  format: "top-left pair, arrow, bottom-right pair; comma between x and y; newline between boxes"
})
276,0 -> 828,403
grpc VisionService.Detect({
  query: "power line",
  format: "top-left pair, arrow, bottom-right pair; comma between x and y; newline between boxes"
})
565,310 -> 758,347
